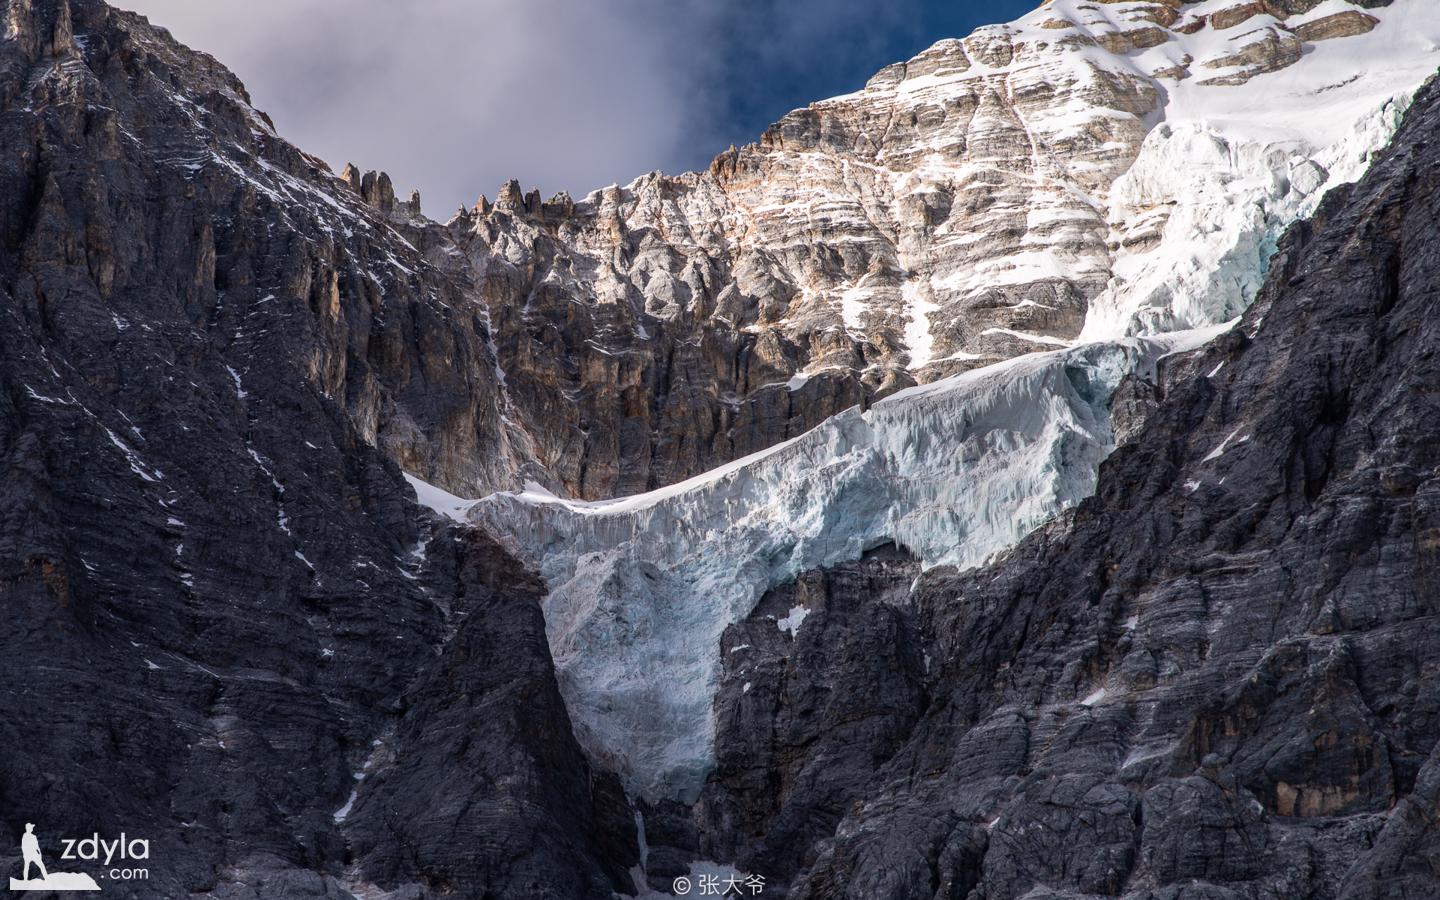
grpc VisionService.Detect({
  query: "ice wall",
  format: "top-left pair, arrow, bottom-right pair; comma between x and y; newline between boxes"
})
453,328 -> 1217,801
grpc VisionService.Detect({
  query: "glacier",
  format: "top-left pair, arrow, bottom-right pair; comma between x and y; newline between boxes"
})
409,0 -> 1440,802
456,325 -> 1222,801
1078,0 -> 1434,340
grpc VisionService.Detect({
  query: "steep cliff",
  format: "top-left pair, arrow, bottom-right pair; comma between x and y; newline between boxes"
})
0,1 -> 630,896
672,68 -> 1440,900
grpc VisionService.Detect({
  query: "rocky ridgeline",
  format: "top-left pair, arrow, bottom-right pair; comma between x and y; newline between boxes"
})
338,162 -> 422,219
423,0 -> 1408,498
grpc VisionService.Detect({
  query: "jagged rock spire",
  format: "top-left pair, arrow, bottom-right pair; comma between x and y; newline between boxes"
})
359,169 -> 395,213
340,162 -> 362,194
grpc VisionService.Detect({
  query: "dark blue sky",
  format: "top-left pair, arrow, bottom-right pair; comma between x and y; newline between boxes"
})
701,0 -> 1037,169
122,0 -> 1039,214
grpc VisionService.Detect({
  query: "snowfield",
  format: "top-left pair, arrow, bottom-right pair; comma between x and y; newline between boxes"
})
410,0 -> 1440,802
1078,0 -> 1433,339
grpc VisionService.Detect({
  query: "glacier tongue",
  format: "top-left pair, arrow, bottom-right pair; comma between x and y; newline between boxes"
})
458,326 -> 1221,801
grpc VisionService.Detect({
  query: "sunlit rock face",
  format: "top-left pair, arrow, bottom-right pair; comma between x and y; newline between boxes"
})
446,0 -> 1440,803
438,0 -> 1428,500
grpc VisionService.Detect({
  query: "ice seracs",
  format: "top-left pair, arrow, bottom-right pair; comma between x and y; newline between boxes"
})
1077,0 -> 1434,339
426,324 -> 1222,801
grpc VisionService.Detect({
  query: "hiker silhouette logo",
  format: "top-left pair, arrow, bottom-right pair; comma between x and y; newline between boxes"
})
10,824 -> 100,892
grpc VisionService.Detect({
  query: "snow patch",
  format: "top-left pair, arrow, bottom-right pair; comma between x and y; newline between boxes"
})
404,473 -> 474,522
225,365 -> 248,400
981,327 -> 1072,348
105,427 -> 163,483
1202,428 -> 1249,463
776,605 -> 810,636
903,280 -> 938,370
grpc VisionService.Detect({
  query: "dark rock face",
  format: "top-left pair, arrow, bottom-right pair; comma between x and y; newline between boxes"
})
4,0 -> 1440,897
0,0 -> 526,500
343,534 -> 638,899
694,548 -> 928,893
675,73 -> 1440,899
0,1 -> 630,896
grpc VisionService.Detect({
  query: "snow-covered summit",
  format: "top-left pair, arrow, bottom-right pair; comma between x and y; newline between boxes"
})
466,0 -> 1437,372
432,0 -> 1440,801
451,0 -> 1438,501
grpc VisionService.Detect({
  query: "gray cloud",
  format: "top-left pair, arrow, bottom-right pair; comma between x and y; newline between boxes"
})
119,0 -> 736,216
115,1 -> 1000,218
